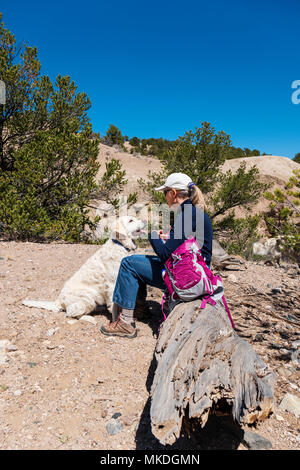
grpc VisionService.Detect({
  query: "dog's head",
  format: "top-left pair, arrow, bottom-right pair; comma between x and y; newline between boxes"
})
111,216 -> 147,250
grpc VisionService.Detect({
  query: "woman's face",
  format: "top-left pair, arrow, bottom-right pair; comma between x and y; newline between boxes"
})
164,188 -> 178,208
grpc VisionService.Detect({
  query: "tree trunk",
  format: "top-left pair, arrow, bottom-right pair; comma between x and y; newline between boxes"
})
150,300 -> 275,446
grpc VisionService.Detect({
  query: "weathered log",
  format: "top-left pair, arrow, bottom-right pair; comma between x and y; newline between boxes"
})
150,300 -> 275,446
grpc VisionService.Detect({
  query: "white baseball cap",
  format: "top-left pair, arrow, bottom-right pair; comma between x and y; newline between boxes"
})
155,173 -> 193,191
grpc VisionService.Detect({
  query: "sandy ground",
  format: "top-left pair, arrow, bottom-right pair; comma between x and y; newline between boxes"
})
0,240 -> 299,450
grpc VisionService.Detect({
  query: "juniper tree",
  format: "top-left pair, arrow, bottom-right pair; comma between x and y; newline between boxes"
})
138,122 -> 267,217
0,14 -> 130,241
103,124 -> 125,148
264,169 -> 300,259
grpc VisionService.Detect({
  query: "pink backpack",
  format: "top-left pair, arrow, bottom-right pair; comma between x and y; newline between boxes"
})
161,237 -> 235,328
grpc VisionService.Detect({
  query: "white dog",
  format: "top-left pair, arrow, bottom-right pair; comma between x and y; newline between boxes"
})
22,216 -> 146,318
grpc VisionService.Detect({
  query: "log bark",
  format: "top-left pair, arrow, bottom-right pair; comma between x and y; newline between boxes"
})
150,300 -> 276,446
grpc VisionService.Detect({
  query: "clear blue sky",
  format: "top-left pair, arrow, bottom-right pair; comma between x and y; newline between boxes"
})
1,0 -> 300,158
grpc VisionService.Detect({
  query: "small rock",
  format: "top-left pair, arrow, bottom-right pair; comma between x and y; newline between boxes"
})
271,287 -> 282,294
7,344 -> 18,352
122,414 -> 137,427
46,327 -> 59,337
227,274 -> 237,283
67,319 -> 78,325
112,412 -> 122,420
275,414 -> 285,421
79,315 -> 97,325
277,367 -> 293,379
14,390 -> 22,396
285,315 -> 297,323
280,348 -> 291,356
289,383 -> 298,391
242,430 -> 272,450
291,350 -> 300,366
0,352 -> 8,366
288,365 -> 298,375
0,343 -> 8,365
106,419 -> 123,436
254,333 -> 264,342
279,331 -> 290,340
27,362 -> 38,368
101,410 -> 108,418
292,340 -> 300,349
279,393 -> 300,417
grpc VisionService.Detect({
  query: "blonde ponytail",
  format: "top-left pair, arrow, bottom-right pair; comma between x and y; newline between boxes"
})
189,185 -> 207,212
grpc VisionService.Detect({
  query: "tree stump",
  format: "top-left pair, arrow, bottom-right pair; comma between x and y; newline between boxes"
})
150,300 -> 276,446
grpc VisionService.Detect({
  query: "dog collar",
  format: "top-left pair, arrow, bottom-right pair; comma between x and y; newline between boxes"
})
112,239 -> 131,252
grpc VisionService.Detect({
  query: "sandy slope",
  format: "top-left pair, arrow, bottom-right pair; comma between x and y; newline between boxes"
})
96,144 -> 299,202
222,155 -> 299,183
95,145 -> 299,227
96,144 -> 162,199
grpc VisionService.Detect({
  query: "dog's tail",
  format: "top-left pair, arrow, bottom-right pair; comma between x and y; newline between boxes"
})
22,299 -> 61,312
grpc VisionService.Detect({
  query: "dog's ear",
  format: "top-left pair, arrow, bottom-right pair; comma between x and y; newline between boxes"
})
111,219 -> 127,240
111,218 -> 136,250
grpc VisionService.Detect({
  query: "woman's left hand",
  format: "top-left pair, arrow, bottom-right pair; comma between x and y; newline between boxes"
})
158,230 -> 168,241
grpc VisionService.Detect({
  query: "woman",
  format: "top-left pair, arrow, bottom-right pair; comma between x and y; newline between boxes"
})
100,172 -> 213,339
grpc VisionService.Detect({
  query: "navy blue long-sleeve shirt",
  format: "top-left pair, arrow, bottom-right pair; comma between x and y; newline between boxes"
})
148,199 -> 213,267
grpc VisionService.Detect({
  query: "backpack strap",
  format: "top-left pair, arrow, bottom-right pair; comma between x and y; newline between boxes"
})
221,295 -> 235,329
200,296 -> 216,309
161,291 -> 168,322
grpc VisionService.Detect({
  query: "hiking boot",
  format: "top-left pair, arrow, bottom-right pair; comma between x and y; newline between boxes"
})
100,317 -> 137,339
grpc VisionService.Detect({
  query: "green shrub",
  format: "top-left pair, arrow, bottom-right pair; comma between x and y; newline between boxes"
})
214,212 -> 261,257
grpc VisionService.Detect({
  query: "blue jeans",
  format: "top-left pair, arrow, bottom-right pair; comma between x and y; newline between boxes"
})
113,255 -> 166,310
